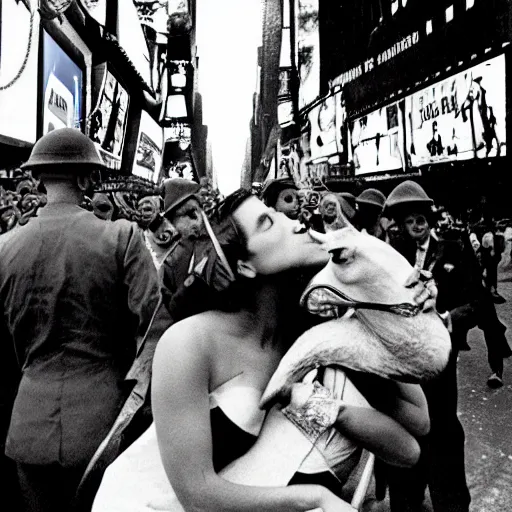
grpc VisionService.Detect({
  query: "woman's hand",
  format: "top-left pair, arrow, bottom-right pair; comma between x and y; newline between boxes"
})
404,268 -> 438,312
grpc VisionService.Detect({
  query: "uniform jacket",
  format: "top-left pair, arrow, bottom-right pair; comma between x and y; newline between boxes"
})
0,203 -> 168,468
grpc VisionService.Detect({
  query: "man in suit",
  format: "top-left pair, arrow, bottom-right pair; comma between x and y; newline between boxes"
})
0,129 -> 170,512
382,180 -> 472,512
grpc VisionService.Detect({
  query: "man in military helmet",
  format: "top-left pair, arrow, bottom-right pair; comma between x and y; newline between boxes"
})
0,128 -> 171,512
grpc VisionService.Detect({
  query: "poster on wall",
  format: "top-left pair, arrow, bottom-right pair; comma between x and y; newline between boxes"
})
89,63 -> 130,170
349,101 -> 405,176
297,0 -> 320,110
405,54 -> 506,166
0,0 -> 39,144
42,30 -> 83,135
334,90 -> 346,155
309,95 -> 337,160
132,110 -> 164,183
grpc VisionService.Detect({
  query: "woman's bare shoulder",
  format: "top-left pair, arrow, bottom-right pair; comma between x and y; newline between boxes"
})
157,310 -> 242,354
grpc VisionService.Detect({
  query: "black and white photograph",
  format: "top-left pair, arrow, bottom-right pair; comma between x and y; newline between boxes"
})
1,1 -> 512,512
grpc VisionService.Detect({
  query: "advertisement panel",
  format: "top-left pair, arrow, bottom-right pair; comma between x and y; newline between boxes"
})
132,110 -> 164,183
334,90 -> 346,155
309,94 -> 337,160
42,30 -> 83,135
297,0 -> 320,110
349,101 -> 405,176
405,54 -> 506,166
89,63 -> 130,170
0,0 -> 39,143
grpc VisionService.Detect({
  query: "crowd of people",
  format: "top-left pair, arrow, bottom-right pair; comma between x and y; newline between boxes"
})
0,128 -> 510,512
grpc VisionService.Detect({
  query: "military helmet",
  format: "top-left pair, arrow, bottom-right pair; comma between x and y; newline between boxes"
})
384,180 -> 434,220
21,128 -> 106,171
356,188 -> 386,210
161,178 -> 201,217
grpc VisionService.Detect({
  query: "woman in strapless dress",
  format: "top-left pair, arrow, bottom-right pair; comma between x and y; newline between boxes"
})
93,190 -> 430,512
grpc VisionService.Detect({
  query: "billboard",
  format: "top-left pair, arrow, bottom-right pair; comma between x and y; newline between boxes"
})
42,30 -> 83,134
297,0 -> 320,110
89,63 -> 130,170
132,110 -> 164,183
0,0 -> 39,143
309,94 -> 337,160
349,101 -> 405,176
334,90 -> 346,155
405,54 -> 506,166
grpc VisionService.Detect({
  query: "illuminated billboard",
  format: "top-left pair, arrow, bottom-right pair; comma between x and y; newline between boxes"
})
309,94 -> 337,160
405,54 -> 506,166
297,0 -> 320,110
89,63 -> 130,170
0,0 -> 39,143
42,30 -> 83,134
132,111 -> 163,183
349,101 -> 405,176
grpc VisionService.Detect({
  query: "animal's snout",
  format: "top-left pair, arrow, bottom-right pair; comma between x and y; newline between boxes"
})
330,247 -> 351,265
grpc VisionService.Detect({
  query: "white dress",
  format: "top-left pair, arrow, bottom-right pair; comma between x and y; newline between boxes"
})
92,372 -> 371,512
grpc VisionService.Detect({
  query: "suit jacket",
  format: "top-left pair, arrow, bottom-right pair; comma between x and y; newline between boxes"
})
392,234 -> 485,336
0,203 -> 169,468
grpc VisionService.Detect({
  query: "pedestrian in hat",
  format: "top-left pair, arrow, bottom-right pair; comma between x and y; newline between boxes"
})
381,180 -> 509,512
0,128 -> 172,512
159,178 -> 214,320
355,188 -> 387,239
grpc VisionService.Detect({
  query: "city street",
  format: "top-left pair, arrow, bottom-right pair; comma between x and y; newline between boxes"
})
459,264 -> 512,511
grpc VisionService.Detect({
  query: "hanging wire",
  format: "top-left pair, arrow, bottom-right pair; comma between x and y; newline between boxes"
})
0,8 -> 35,91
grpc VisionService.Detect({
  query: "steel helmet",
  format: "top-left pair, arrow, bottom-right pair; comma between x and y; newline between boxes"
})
384,181 -> 434,219
161,178 -> 201,217
21,128 -> 106,171
356,188 -> 386,210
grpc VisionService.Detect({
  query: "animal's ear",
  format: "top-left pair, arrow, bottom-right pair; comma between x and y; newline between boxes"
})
236,260 -> 257,279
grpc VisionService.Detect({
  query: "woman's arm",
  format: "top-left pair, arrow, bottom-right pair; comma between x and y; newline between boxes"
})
334,404 -> 421,468
345,372 -> 430,438
151,318 -> 354,512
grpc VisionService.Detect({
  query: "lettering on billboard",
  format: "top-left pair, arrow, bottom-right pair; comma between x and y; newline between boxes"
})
405,54 -> 506,166
297,0 -> 320,110
330,31 -> 420,88
349,101 -> 405,176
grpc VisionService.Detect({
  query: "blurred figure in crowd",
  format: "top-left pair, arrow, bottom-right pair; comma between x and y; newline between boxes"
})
91,192 -> 114,221
468,207 -> 506,304
355,188 -> 387,239
0,129 -> 170,512
160,178 -> 211,319
260,177 -> 300,220
318,192 -> 355,233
